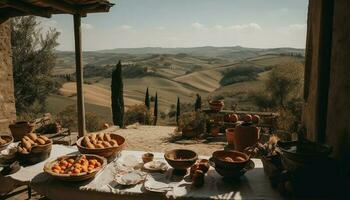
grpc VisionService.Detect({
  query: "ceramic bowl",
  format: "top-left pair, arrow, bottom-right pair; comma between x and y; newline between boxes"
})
164,149 -> 198,170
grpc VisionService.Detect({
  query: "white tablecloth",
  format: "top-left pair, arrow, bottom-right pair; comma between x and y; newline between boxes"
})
29,145 -> 284,200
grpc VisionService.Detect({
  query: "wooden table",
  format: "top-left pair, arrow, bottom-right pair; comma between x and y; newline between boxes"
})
27,145 -> 284,200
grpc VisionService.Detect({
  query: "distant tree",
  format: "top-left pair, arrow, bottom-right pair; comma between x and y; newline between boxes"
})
176,97 -> 180,126
265,64 -> 303,109
194,94 -> 202,111
111,60 -> 124,128
251,62 -> 304,131
145,87 -> 150,110
11,16 -> 60,114
153,92 -> 158,125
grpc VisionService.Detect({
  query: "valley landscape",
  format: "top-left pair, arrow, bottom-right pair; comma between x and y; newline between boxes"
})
49,46 -> 305,125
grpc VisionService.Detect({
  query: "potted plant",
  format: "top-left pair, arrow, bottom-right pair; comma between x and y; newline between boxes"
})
246,135 -> 282,180
9,121 -> 35,141
178,112 -> 206,138
208,100 -> 224,112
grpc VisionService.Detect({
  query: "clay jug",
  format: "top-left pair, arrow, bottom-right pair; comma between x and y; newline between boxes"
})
234,122 -> 260,152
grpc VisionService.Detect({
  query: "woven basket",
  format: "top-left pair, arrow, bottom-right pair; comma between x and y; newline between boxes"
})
9,121 -> 35,141
17,140 -> 52,164
76,133 -> 125,161
43,154 -> 107,182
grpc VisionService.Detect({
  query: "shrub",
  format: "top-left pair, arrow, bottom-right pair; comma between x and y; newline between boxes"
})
57,105 -> 105,132
124,105 -> 150,125
220,66 -> 266,86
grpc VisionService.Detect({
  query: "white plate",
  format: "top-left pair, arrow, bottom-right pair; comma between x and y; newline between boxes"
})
143,161 -> 168,172
144,173 -> 172,193
115,171 -> 146,186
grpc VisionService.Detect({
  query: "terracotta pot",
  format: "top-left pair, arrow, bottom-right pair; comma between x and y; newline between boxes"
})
209,100 -> 224,112
9,121 -> 35,141
225,128 -> 235,145
210,126 -> 220,137
234,122 -> 260,152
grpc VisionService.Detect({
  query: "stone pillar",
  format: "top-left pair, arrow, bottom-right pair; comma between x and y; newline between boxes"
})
325,0 -> 350,178
0,20 -> 16,134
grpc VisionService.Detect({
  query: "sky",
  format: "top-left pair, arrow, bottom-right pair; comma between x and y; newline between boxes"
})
39,0 -> 309,51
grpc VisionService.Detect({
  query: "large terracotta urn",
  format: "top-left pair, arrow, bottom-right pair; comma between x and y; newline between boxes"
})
234,122 -> 260,152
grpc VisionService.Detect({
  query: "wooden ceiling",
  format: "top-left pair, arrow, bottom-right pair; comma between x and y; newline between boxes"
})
0,0 -> 114,20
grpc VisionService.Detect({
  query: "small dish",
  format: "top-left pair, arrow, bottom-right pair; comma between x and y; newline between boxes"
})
143,160 -> 168,172
115,171 -> 146,186
142,153 -> 154,163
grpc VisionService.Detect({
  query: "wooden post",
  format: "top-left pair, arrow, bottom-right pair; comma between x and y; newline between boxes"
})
73,14 -> 86,138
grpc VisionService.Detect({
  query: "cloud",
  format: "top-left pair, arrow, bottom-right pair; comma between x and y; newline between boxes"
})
226,23 -> 262,31
82,23 -> 93,30
120,25 -> 133,30
155,26 -> 165,30
191,22 -> 205,29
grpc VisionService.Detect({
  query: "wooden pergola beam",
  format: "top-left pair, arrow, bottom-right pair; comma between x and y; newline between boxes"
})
4,0 -> 51,18
73,14 -> 86,137
41,0 -> 78,14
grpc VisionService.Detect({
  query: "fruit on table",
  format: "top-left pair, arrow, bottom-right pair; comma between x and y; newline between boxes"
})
242,114 -> 252,122
252,115 -> 260,124
81,133 -> 119,149
228,113 -> 239,123
51,155 -> 101,174
17,133 -> 51,154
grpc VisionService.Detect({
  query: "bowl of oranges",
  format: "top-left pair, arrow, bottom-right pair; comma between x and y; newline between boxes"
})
43,154 -> 106,181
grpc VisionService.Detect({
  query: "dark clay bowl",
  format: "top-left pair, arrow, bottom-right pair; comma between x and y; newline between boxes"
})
210,158 -> 255,179
211,150 -> 250,171
164,149 -> 198,170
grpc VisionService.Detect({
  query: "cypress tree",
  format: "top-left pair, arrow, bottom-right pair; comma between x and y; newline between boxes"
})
111,60 -> 125,128
153,92 -> 158,125
145,87 -> 150,125
145,87 -> 150,110
195,93 -> 202,111
176,97 -> 180,126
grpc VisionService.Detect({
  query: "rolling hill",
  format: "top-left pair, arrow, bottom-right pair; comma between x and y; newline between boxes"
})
48,46 -> 305,124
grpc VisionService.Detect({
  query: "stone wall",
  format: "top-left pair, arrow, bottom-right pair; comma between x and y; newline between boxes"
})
0,20 -> 16,134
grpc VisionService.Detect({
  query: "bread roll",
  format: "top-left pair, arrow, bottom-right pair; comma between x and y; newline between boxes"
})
27,133 -> 38,141
36,138 -> 46,145
102,141 -> 111,148
89,133 -> 97,141
22,138 -> 32,150
97,133 -> 104,141
38,135 -> 49,142
82,136 -> 90,146
109,139 -> 119,147
94,144 -> 104,149
86,141 -> 95,149
23,136 -> 34,145
104,133 -> 111,141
